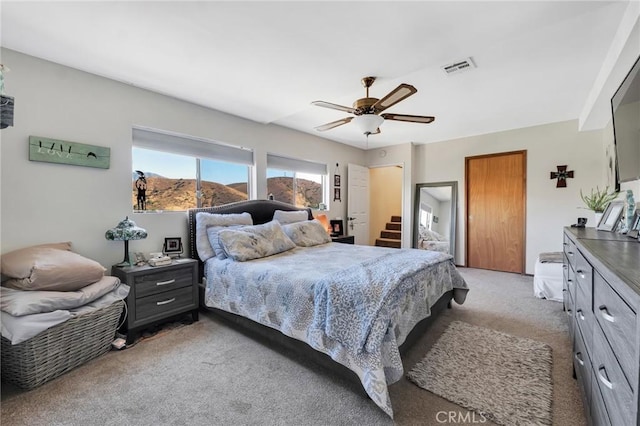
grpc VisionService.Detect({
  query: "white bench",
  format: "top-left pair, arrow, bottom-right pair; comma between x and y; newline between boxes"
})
533,252 -> 564,302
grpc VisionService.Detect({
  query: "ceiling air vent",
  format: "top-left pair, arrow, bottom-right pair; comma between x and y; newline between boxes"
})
441,57 -> 476,75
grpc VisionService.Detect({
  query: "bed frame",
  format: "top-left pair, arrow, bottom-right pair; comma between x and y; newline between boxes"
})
187,199 -> 453,386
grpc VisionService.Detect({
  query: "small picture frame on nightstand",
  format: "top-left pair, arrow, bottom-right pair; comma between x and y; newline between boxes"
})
163,237 -> 183,257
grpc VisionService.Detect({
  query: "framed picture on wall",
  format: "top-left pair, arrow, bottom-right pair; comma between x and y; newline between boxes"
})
333,188 -> 341,201
334,174 -> 341,187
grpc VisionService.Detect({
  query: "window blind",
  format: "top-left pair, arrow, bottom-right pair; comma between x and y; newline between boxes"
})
266,153 -> 327,175
132,127 -> 253,165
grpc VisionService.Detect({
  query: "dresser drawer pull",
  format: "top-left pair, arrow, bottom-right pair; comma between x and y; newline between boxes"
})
576,309 -> 585,321
156,279 -> 176,286
156,298 -> 176,306
597,366 -> 614,390
599,306 -> 615,323
563,264 -> 567,269
566,308 -> 573,316
567,251 -> 574,256
576,270 -> 586,279
574,352 -> 584,366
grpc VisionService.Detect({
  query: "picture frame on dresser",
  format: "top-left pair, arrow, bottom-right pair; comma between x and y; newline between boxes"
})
596,201 -> 625,231
628,210 -> 640,239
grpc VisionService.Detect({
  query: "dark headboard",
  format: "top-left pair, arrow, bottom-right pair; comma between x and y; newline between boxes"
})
187,199 -> 313,282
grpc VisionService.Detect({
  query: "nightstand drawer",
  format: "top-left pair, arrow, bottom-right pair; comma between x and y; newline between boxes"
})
134,267 -> 193,298
135,287 -> 195,323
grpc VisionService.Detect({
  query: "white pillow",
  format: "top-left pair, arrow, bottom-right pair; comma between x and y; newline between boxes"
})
273,209 -> 309,224
282,220 -> 331,247
207,224 -> 247,260
218,221 -> 296,261
195,212 -> 253,262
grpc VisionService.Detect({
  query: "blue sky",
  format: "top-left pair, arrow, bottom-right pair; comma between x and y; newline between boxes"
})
133,148 -> 312,185
133,148 -> 252,184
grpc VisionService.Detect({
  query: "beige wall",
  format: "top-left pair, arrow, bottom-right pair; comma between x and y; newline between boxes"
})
369,166 -> 402,246
414,120 -> 605,273
0,49 -> 365,267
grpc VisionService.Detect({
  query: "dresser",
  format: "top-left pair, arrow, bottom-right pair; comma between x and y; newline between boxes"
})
112,259 -> 199,344
563,227 -> 640,425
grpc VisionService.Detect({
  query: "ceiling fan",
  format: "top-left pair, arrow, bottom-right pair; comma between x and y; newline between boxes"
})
312,76 -> 435,136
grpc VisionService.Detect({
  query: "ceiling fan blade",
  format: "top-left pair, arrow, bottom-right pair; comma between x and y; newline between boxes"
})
381,113 -> 435,124
373,84 -> 417,112
314,117 -> 353,132
311,101 -> 357,114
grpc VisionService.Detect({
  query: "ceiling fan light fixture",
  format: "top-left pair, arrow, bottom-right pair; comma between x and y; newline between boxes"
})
353,114 -> 383,135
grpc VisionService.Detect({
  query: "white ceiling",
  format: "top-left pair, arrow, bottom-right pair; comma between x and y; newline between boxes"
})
0,1 -> 632,150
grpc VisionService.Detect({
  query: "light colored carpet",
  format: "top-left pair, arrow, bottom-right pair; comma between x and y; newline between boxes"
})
1,268 -> 585,425
407,321 -> 553,426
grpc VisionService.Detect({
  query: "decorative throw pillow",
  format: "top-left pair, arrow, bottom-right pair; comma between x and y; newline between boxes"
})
273,209 -> 309,224
1,246 -> 106,292
195,212 -> 253,262
218,220 -> 296,261
207,224 -> 247,260
282,220 -> 331,247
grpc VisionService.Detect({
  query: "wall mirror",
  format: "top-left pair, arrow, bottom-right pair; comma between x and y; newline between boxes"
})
413,181 -> 458,257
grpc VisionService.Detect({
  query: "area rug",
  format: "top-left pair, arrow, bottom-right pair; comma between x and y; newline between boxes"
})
407,321 -> 553,426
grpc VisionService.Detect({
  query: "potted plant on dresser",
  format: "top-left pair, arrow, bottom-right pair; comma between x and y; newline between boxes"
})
580,186 -> 619,226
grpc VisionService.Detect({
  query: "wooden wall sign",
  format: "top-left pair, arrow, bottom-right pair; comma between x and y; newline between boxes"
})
29,136 -> 110,169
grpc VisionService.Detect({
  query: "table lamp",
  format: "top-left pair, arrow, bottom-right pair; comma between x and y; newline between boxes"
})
105,216 -> 147,266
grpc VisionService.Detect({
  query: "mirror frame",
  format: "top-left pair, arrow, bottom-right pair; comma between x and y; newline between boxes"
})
413,181 -> 458,258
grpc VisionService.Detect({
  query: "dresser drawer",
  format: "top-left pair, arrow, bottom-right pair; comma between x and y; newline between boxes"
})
573,331 -> 592,413
592,324 -> 634,426
135,267 -> 193,298
574,270 -> 594,353
573,249 -> 592,302
591,370 -> 612,426
593,271 -> 637,388
563,233 -> 577,269
135,287 -> 196,323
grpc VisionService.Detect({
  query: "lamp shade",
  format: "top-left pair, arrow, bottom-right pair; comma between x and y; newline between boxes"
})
352,114 -> 383,135
105,216 -> 147,241
105,216 -> 147,266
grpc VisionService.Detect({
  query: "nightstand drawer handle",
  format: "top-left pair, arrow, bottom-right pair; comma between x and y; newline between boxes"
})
156,279 -> 175,286
599,305 -> 615,323
157,298 -> 176,306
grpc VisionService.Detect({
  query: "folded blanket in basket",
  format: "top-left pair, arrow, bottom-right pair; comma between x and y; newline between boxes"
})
538,252 -> 563,263
1,283 -> 129,345
1,275 -> 121,316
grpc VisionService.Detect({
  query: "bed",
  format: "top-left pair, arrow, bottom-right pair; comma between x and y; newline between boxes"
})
417,225 -> 450,253
187,200 -> 468,417
533,252 -> 564,302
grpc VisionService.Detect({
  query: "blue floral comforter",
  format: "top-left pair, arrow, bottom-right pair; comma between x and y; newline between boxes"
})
204,243 -> 468,417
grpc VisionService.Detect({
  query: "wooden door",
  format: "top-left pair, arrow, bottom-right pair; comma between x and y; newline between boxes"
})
466,151 -> 526,273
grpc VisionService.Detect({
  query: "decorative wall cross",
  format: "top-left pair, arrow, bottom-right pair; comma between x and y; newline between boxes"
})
550,165 -> 574,188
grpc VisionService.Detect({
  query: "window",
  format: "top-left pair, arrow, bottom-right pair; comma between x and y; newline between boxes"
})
132,128 -> 253,211
266,154 -> 327,209
420,203 -> 433,230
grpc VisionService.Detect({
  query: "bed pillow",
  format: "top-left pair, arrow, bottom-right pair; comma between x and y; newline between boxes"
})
218,220 -> 296,261
1,241 -> 72,280
282,219 -> 331,247
273,209 -> 309,224
195,212 -> 253,262
207,224 -> 248,260
1,246 -> 106,292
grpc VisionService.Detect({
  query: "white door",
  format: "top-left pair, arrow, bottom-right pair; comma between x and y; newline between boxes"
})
347,163 -> 370,245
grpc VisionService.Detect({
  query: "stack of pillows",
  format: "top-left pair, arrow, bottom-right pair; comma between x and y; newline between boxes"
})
0,242 -> 121,318
196,209 -> 331,262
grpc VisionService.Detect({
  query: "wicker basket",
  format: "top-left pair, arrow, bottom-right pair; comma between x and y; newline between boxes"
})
1,300 -> 124,389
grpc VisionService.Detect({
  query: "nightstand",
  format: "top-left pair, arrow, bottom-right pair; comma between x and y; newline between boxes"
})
111,258 -> 199,344
331,235 -> 354,244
